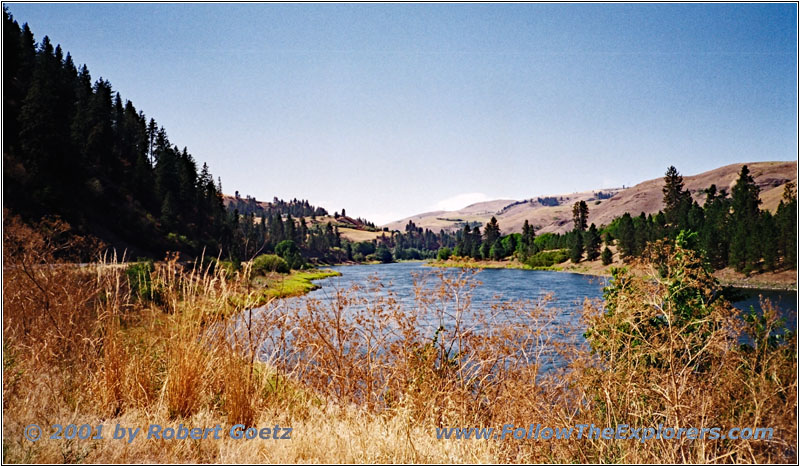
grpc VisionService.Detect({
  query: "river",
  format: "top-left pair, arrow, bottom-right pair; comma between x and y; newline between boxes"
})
304,262 -> 797,331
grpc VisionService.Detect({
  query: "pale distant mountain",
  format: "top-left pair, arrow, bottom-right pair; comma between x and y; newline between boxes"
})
383,161 -> 797,234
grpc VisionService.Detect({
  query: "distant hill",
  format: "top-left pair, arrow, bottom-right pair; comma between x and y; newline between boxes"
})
384,161 -> 797,234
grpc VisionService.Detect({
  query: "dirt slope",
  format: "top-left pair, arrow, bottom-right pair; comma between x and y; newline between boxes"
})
384,161 -> 797,234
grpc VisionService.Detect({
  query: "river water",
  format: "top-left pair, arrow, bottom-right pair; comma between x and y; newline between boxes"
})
304,262 -> 797,331
246,261 -> 795,373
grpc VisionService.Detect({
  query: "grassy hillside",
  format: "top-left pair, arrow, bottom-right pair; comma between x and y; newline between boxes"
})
384,161 -> 797,234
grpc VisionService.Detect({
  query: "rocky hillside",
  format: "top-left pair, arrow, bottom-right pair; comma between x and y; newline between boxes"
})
384,161 -> 797,234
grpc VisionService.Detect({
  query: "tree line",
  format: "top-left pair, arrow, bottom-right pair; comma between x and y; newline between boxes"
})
556,165 -> 796,274
423,164 -> 796,275
227,194 -> 328,218
4,10 -> 230,256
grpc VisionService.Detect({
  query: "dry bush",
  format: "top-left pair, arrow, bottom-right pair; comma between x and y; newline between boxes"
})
3,214 -> 795,464
3,214 -> 106,408
571,239 -> 797,463
269,268 -> 566,434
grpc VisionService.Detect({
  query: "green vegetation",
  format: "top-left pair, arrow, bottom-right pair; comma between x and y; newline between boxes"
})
256,269 -> 341,300
251,254 -> 289,275
601,246 -> 613,265
585,223 -> 601,261
475,165 -> 797,278
374,244 -> 393,263
525,249 -> 569,269
569,231 -> 584,263
125,260 -> 157,302
600,165 -> 797,274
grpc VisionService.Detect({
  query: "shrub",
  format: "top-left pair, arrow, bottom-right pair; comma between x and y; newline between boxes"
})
490,240 -> 505,260
580,240 -> 796,462
216,259 -> 240,276
202,257 -> 240,277
275,240 -> 305,270
353,241 -> 376,256
125,260 -> 157,302
375,245 -> 393,263
525,249 -> 569,268
437,247 -> 452,261
251,254 -> 289,275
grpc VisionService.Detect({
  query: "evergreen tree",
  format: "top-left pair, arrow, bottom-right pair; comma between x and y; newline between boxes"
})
572,201 -> 589,231
480,241 -> 491,260
520,219 -> 537,258
568,201 -> 589,262
483,217 -> 501,246
160,192 -> 177,230
699,185 -> 731,269
729,165 -> 761,272
617,213 -> 637,260
601,246 -> 613,265
662,165 -> 693,231
285,213 -> 296,243
633,213 -> 649,254
584,223 -> 601,261
490,239 -> 505,260
759,211 -> 779,271
471,242 -> 481,260
776,182 -> 797,268
570,231 -> 584,263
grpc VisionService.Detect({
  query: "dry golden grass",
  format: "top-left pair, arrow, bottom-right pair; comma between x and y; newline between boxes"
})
336,227 -> 387,243
3,214 -> 796,463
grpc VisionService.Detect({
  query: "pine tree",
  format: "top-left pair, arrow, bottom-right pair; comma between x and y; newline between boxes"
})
285,213 -> 296,243
759,211 -> 779,271
572,201 -> 589,232
584,223 -> 601,261
517,219 -> 536,261
480,241 -> 490,260
729,165 -> 761,272
160,192 -> 177,229
490,239 -> 505,260
776,182 -> 797,268
699,185 -> 731,269
662,165 -> 693,231
634,213 -> 648,254
484,217 -> 501,246
18,35 -> 68,207
617,213 -> 637,260
601,246 -> 613,265
471,226 -> 482,259
570,231 -> 584,263
470,242 -> 481,260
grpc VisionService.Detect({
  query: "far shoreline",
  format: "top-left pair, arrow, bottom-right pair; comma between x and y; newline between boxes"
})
425,258 -> 797,292
317,257 -> 796,292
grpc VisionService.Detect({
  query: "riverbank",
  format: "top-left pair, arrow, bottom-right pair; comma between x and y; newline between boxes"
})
429,256 -> 797,291
251,269 -> 341,303
5,235 -> 796,463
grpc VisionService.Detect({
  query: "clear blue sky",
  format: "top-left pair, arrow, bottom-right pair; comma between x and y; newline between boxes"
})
6,3 -> 797,224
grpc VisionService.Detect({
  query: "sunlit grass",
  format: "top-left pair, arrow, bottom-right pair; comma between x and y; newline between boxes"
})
257,269 -> 341,299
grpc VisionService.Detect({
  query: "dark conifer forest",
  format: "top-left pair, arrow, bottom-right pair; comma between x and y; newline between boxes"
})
4,10 -> 229,257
